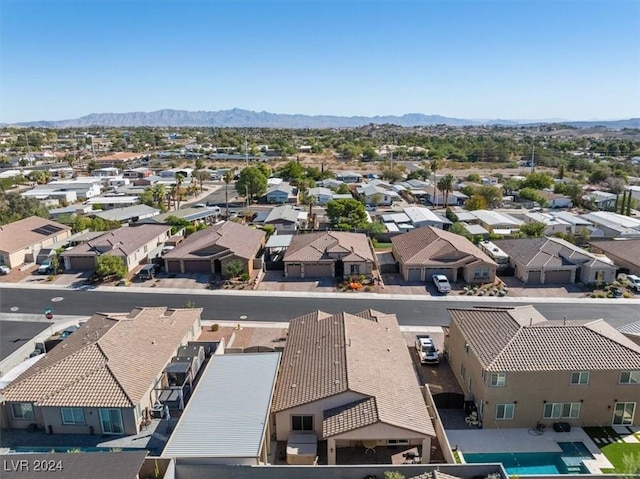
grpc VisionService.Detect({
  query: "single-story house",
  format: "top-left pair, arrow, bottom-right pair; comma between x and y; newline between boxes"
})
123,167 -> 153,179
357,183 -> 401,206
391,226 -> 497,283
85,195 -> 140,210
523,211 -> 572,236
336,171 -> 363,183
91,167 -> 121,177
580,211 -> 640,238
0,216 -> 72,269
445,305 -> 640,429
159,168 -> 194,179
266,181 -> 298,204
91,204 -> 160,224
536,190 -> 573,208
272,310 -> 435,465
61,224 -> 171,272
139,207 -> 221,228
162,353 -> 280,465
258,205 -> 308,233
403,206 -> 446,229
307,187 -> 333,205
1,307 -> 201,435
283,231 -> 374,278
586,190 -> 617,209
588,238 -> 640,276
549,212 -> 595,235
163,221 -> 265,277
494,236 -> 616,284
469,210 -> 523,235
94,152 -> 145,168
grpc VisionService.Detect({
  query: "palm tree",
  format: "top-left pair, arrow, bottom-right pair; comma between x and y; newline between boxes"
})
175,173 -> 185,210
223,170 -> 233,218
437,173 -> 455,208
430,157 -> 442,206
152,184 -> 166,211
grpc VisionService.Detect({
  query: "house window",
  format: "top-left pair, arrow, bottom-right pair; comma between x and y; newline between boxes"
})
291,415 -> 313,431
61,407 -> 85,425
490,372 -> 506,387
474,267 -> 481,279
464,342 -> 469,354
543,402 -> 581,419
11,403 -> 35,420
496,404 -> 515,420
350,264 -> 360,274
620,371 -> 640,384
460,363 -> 466,379
387,439 -> 410,446
570,371 -> 589,385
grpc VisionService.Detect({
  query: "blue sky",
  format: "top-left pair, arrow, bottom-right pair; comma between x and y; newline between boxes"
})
1,0 -> 639,123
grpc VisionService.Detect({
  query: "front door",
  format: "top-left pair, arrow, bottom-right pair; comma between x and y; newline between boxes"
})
99,408 -> 124,434
612,402 -> 636,426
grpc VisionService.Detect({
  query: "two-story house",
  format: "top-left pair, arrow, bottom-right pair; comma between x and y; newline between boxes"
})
444,305 -> 640,429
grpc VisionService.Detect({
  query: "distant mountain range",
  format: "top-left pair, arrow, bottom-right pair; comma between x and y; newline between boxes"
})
3,108 -> 639,129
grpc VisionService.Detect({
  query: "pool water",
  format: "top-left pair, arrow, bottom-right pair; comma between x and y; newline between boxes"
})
463,442 -> 593,475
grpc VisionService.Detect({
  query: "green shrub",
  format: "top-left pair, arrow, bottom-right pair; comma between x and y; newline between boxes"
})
211,323 -> 219,331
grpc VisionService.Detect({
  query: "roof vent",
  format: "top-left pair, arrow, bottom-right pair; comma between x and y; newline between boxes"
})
151,340 -> 156,345
291,383 -> 297,388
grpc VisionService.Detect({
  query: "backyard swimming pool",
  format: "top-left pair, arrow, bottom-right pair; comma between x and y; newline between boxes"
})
463,442 -> 593,475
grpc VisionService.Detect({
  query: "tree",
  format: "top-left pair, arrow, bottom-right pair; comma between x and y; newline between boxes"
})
464,194 -> 488,211
193,170 -> 209,193
195,158 -> 205,170
0,192 -> 50,225
466,173 -> 482,183
445,207 -> 458,223
326,198 -> 369,230
236,167 -> 267,202
277,161 -> 305,182
223,170 -> 233,218
336,183 -> 351,195
437,173 -> 455,207
165,215 -> 191,235
521,172 -> 554,190
95,255 -> 127,280
224,259 -> 244,279
364,221 -> 386,239
521,221 -> 547,237
87,160 -> 99,173
380,167 -> 404,183
503,178 -> 523,195
174,173 -> 185,210
430,157 -> 442,204
476,185 -> 503,208
449,222 -> 472,240
27,170 -> 50,185
518,188 -> 548,207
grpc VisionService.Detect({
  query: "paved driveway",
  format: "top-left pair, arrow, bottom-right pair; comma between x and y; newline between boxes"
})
257,270 -> 337,292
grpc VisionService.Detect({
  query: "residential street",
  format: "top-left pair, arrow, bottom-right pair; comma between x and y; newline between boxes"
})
1,285 -> 638,329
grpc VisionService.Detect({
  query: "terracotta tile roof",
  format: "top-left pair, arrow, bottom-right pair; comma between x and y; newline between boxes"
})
449,306 -> 640,372
391,226 -> 496,266
0,216 -> 71,253
2,307 -> 201,408
323,397 -> 379,437
589,239 -> 640,266
283,232 -> 374,263
163,221 -> 265,261
273,310 -> 435,437
495,237 -> 613,269
61,224 -> 170,258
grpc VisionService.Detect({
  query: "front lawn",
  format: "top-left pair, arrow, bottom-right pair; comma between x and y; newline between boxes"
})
583,427 -> 640,475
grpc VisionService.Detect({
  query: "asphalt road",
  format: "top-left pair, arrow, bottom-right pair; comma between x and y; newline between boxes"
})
1,287 -> 638,329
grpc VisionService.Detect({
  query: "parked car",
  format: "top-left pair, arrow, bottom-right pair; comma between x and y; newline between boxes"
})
626,274 -> 640,292
37,260 -> 52,275
432,274 -> 451,294
138,264 -> 156,280
60,325 -> 79,339
0,265 -> 10,275
415,335 -> 439,365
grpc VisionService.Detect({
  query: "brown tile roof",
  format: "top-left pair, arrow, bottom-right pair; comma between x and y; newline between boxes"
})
495,237 -> 612,269
391,226 -> 496,267
449,306 -> 640,372
61,224 -> 170,258
2,307 -> 201,408
273,310 -> 435,437
163,221 -> 265,261
0,216 -> 71,253
323,397 -> 379,437
283,232 -> 374,263
588,239 -> 640,267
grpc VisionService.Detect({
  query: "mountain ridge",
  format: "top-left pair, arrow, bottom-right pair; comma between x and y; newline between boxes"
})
3,108 -> 639,129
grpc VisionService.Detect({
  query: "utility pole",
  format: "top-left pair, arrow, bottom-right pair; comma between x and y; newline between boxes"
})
244,136 -> 248,168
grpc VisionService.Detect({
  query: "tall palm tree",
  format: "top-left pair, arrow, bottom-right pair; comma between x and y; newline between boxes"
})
223,170 -> 233,218
430,157 -> 442,206
437,173 -> 455,208
152,184 -> 166,211
175,173 -> 185,210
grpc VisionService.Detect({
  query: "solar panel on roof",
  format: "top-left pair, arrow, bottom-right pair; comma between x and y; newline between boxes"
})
31,224 -> 64,236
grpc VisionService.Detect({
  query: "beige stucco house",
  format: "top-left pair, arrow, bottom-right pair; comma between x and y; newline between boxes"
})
391,226 -> 497,283
1,307 -> 201,435
60,224 -> 171,272
0,216 -> 72,269
272,310 -> 435,465
283,232 -> 374,279
494,237 -> 616,284
164,221 -> 266,277
444,306 -> 640,429
589,238 -> 640,276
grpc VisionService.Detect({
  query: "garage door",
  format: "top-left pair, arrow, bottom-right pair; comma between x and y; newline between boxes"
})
166,260 -> 182,274
68,256 -> 96,270
286,263 -> 302,278
544,270 -> 572,284
407,268 -> 422,281
304,263 -> 333,278
183,260 -> 212,274
527,270 -> 542,283
424,268 -> 453,281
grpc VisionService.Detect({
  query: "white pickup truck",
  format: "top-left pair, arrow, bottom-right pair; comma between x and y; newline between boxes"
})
432,274 -> 451,294
415,335 -> 439,365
